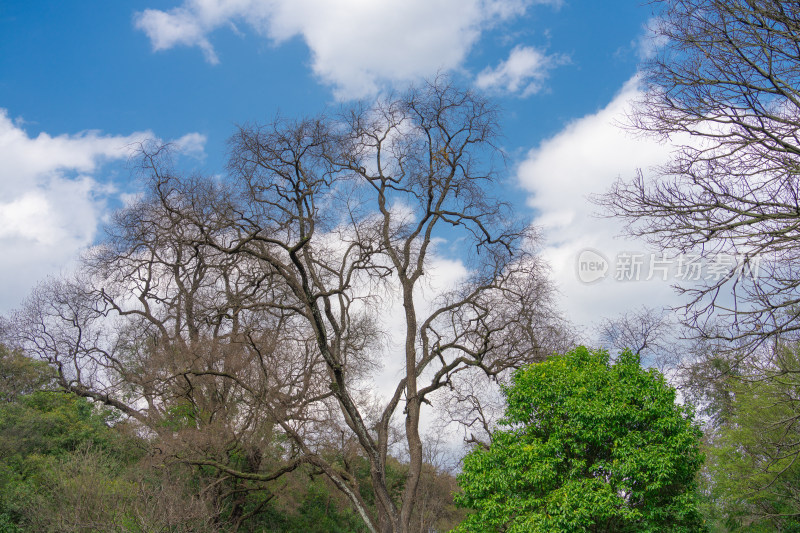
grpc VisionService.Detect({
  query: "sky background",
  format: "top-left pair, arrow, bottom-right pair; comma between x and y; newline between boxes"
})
0,0 -> 684,340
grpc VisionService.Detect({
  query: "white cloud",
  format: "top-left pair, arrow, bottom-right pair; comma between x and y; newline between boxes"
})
517,77 -> 683,331
134,0 -> 562,99
0,109 -> 206,313
635,17 -> 668,60
475,45 -> 567,96
172,132 -> 208,158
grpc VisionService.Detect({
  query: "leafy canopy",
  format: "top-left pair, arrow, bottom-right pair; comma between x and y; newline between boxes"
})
705,344 -> 800,531
454,346 -> 706,533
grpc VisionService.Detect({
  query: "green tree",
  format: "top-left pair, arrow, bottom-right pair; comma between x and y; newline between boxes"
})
704,344 -> 800,531
0,391 -> 136,531
0,344 -> 53,403
0,348 -> 219,532
453,346 -> 706,533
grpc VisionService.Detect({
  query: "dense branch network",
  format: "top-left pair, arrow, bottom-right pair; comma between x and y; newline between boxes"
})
597,0 -> 800,353
7,79 -> 566,533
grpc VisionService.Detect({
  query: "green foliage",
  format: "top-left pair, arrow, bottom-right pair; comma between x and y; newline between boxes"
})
0,347 -> 143,532
0,391 -> 127,460
0,344 -> 54,403
454,346 -> 706,533
0,345 -> 128,461
159,400 -> 200,431
0,347 -> 463,531
10,447 -> 138,532
350,454 -> 406,509
0,392 -> 138,531
704,345 -> 800,531
681,355 -> 739,428
254,480 -> 369,533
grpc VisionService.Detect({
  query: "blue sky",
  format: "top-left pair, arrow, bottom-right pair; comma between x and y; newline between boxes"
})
0,0 -> 680,331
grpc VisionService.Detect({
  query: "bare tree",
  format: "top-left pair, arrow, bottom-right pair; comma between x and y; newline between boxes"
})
144,79 -> 565,533
595,305 -> 691,376
595,8 -> 800,520
8,194 -> 337,529
598,306 -> 670,357
597,0 -> 800,355
8,79 -> 565,533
